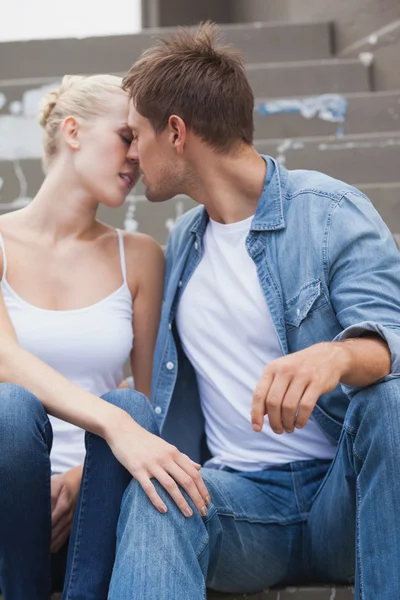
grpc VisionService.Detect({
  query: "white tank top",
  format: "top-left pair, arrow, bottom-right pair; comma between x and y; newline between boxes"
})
0,229 -> 134,473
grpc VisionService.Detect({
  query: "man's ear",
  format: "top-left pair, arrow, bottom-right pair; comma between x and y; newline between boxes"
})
168,115 -> 187,154
60,116 -> 80,151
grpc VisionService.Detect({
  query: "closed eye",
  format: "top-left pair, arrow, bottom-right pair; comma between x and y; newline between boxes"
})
120,134 -> 132,145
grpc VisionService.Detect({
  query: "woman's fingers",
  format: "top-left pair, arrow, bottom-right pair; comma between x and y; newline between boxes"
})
151,467 -> 197,517
166,463 -> 209,515
175,454 -> 210,504
136,473 -> 168,514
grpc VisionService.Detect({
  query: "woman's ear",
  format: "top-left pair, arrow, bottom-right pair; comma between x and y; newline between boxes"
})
60,116 -> 80,151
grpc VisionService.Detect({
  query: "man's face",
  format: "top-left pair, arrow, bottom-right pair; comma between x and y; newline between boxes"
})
126,104 -> 186,203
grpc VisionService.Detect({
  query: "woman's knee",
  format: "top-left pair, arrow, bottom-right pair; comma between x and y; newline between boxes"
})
0,383 -> 51,465
0,383 -> 47,429
101,388 -> 159,434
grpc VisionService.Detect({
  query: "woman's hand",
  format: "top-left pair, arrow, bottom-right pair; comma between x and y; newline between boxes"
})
106,412 -> 210,518
50,465 -> 83,553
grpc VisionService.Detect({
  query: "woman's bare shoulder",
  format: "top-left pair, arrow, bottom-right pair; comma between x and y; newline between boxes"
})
123,231 -> 164,262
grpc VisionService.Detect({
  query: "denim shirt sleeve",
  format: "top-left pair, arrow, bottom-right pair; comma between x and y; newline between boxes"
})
326,191 -> 400,384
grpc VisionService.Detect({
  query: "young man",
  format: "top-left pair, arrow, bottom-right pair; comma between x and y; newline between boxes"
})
109,23 -> 400,599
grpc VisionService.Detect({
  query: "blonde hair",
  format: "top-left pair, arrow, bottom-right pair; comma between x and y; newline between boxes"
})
39,74 -> 125,171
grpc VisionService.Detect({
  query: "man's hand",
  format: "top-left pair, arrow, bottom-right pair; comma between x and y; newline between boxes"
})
251,342 -> 348,435
50,465 -> 83,553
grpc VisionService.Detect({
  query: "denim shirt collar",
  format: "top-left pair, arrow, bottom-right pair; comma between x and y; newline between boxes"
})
189,155 -> 287,237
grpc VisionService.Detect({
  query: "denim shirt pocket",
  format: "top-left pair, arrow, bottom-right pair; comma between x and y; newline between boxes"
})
284,278 -> 326,330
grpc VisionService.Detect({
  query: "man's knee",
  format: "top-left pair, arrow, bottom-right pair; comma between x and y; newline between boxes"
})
350,378 -> 400,419
101,388 -> 159,434
346,378 -> 400,454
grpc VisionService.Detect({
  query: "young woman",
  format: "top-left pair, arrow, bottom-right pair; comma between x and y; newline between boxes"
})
0,74 -> 208,600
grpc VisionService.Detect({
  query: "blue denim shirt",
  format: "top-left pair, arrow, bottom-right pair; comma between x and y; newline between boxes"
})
152,155 -> 400,464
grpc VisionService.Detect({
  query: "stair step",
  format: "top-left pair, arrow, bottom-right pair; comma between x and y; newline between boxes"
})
247,59 -> 371,99
13,586 -> 354,599
254,132 -> 400,185
208,587 -> 354,599
253,91 -> 400,138
0,21 -> 332,81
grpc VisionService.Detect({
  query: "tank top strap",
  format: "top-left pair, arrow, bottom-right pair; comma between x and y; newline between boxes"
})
116,229 -> 127,284
0,232 -> 8,281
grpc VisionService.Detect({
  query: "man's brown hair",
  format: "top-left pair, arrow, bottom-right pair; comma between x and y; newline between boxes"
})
122,21 -> 254,152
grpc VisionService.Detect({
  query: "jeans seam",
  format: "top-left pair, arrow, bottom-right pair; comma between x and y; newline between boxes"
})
196,526 -> 211,561
291,467 -> 308,519
356,478 -> 365,600
63,435 -> 91,599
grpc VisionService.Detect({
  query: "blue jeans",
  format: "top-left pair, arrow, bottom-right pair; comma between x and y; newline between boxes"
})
0,382 -> 156,600
109,379 -> 400,600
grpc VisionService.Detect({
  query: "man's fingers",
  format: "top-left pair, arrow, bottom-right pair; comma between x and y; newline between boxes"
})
136,473 -> 168,514
281,379 -> 308,433
265,376 -> 291,434
152,468 -> 196,518
251,372 -> 274,431
295,385 -> 320,429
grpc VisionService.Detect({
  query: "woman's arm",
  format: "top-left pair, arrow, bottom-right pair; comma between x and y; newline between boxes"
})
126,233 -> 165,400
0,246 -> 209,516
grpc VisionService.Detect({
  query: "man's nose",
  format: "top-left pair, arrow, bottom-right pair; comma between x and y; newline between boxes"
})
127,145 -> 139,162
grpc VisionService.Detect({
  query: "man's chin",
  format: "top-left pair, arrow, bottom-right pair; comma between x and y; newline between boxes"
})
145,188 -> 175,203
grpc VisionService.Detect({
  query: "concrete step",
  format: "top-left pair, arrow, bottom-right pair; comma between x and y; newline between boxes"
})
253,91 -> 400,139
254,131 -> 400,185
0,21 -> 332,81
0,57 -> 371,131
357,182 -> 400,238
15,585 -> 354,599
208,587 -> 354,599
247,59 -> 371,99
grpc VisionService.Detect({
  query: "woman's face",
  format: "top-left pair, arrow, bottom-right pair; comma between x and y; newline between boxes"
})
73,92 -> 139,207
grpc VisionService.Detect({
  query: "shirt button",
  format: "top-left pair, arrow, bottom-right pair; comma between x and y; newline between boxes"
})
296,308 -> 301,316
154,406 -> 162,415
168,323 -> 172,330
178,280 -> 183,288
166,361 -> 174,370
194,241 -> 198,250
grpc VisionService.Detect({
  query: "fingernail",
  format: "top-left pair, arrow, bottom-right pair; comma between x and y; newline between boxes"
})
184,507 -> 193,518
159,505 -> 168,514
252,423 -> 262,432
200,506 -> 208,517
205,495 -> 211,505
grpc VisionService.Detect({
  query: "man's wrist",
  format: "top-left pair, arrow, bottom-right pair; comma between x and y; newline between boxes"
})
329,341 -> 354,382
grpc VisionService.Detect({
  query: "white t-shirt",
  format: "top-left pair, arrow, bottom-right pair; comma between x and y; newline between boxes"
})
176,215 -> 337,471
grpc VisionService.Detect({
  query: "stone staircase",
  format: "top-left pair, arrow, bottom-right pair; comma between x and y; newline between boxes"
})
0,14 -> 396,600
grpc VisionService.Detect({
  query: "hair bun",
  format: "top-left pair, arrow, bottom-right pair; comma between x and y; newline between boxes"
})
39,89 -> 61,128
39,75 -> 86,128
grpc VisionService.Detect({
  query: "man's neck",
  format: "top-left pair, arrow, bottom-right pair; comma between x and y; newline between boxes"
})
187,147 -> 267,224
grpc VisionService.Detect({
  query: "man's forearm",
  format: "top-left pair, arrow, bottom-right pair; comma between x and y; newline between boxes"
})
335,335 -> 391,387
